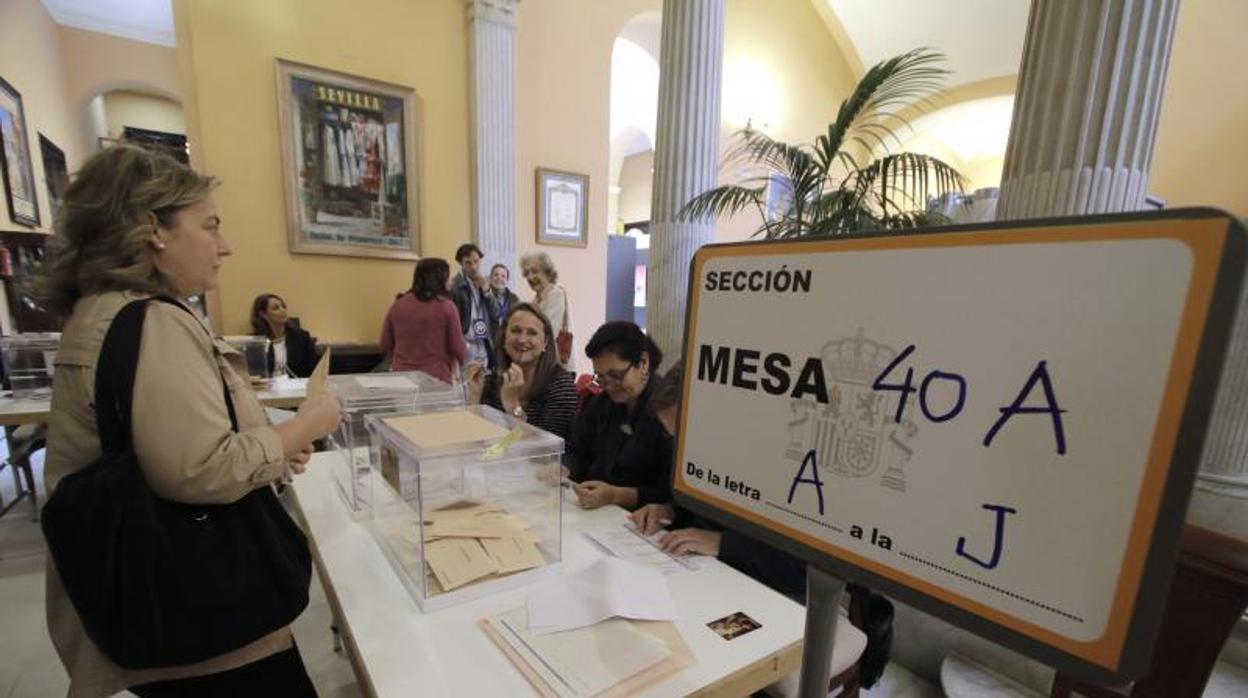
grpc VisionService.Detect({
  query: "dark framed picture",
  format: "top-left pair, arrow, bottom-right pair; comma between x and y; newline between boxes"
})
0,77 -> 40,227
535,168 -> 588,248
275,59 -> 420,260
39,134 -> 68,225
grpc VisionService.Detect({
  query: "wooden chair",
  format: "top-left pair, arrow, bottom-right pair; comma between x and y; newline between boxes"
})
1049,523 -> 1248,697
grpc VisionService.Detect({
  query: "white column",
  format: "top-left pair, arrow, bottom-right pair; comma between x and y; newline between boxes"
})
646,0 -> 725,369
997,2 -> 1248,515
467,0 -> 518,277
996,0 -> 1181,220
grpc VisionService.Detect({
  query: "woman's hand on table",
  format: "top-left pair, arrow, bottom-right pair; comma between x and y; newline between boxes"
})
659,528 -> 722,557
630,503 -> 675,535
573,481 -> 617,509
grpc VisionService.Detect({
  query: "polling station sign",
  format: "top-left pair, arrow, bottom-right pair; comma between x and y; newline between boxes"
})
672,209 -> 1245,685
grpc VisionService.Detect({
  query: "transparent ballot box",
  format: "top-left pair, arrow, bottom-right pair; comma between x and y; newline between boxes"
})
221,335 -> 271,381
364,405 -> 564,611
0,333 -> 60,398
326,372 -> 466,518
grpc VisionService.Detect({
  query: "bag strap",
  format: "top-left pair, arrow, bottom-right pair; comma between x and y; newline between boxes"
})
95,296 -> 238,455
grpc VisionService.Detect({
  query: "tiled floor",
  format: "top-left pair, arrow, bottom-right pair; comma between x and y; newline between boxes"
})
2,449 -> 1247,697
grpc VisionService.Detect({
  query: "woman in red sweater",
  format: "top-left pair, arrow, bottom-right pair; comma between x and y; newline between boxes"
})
380,258 -> 467,383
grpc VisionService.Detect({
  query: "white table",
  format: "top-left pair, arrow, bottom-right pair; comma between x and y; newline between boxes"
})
288,452 -> 806,697
0,377 -> 309,426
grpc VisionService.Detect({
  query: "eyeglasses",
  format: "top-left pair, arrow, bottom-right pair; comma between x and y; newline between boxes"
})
591,364 -> 635,387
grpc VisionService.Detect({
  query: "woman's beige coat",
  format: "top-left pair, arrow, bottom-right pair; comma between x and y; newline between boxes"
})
44,291 -> 295,697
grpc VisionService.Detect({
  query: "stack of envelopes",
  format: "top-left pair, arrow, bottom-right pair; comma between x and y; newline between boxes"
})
422,502 -> 546,592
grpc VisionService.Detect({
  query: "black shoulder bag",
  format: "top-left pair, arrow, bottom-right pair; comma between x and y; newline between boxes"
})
41,297 -> 311,670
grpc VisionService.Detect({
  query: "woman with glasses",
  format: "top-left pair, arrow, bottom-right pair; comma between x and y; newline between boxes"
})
566,321 -> 670,510
466,303 -> 577,440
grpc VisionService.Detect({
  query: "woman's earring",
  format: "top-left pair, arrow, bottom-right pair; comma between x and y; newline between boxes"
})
154,242 -> 166,250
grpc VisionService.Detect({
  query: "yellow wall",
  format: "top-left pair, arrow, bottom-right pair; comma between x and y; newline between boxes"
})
57,25 -> 182,160
515,0 -> 658,363
714,0 -> 858,243
102,90 -> 186,139
174,0 -> 474,342
174,0 -> 859,343
1151,0 -> 1248,216
0,0 -> 79,232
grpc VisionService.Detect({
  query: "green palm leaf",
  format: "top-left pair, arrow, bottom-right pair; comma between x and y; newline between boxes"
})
681,48 -> 964,240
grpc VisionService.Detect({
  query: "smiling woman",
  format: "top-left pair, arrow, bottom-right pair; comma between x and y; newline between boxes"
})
466,302 -> 577,441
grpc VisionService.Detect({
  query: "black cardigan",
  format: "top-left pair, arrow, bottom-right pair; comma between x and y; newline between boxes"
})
566,382 -> 672,507
265,324 -> 319,378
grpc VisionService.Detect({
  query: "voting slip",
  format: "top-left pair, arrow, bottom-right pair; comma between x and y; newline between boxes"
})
306,347 -> 332,397
481,535 -> 547,575
487,607 -> 671,697
383,410 -> 510,449
422,513 -> 527,541
423,537 -> 498,591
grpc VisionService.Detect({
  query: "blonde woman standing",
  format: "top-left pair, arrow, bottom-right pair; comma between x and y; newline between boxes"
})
520,251 -> 574,370
37,145 -> 340,697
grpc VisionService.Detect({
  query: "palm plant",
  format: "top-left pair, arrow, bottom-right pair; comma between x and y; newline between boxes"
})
680,48 -> 965,237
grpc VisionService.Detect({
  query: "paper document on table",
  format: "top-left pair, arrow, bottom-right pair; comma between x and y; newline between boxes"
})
424,537 -> 497,590
355,375 -> 417,390
527,557 -> 676,634
491,607 -> 670,697
384,410 -> 509,448
582,524 -> 705,575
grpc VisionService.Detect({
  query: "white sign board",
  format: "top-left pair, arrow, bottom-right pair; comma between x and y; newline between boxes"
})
673,211 -> 1245,684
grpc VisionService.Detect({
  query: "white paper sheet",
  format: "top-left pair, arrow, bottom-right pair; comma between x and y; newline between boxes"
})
356,375 -> 417,390
492,607 -> 670,697
582,524 -> 707,575
527,557 -> 677,635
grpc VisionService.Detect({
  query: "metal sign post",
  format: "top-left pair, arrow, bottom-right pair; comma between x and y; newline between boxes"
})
798,564 -> 845,698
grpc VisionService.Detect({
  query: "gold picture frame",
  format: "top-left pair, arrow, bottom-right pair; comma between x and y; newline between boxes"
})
275,59 -> 421,260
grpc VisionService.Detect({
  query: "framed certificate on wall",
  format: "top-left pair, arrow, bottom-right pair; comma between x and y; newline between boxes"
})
535,168 -> 588,248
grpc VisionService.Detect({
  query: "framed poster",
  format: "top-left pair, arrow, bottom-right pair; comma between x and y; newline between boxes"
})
536,168 -> 588,248
275,59 -> 420,260
0,77 -> 39,227
39,134 -> 68,225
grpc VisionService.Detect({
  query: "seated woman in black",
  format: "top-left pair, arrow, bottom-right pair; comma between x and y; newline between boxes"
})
251,293 -> 319,377
466,303 -> 577,441
567,321 -> 670,510
630,360 -> 806,598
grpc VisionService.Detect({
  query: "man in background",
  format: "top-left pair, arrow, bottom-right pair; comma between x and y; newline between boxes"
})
451,243 -> 498,370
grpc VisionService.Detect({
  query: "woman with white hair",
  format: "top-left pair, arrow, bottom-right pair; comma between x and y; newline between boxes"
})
520,251 -> 574,370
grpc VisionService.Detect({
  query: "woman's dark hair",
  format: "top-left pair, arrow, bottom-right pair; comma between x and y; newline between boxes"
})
649,360 -> 684,414
250,293 -> 285,337
584,321 -> 663,369
496,302 -> 561,402
410,258 -> 451,301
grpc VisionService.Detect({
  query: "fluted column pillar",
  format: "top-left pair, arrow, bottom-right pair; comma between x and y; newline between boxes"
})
467,0 -> 518,276
996,0 -> 1180,220
646,0 -> 725,369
